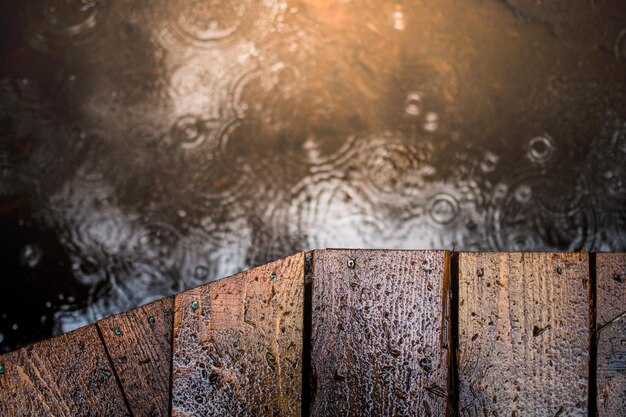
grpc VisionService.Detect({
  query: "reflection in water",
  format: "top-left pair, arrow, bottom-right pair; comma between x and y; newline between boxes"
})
0,0 -> 625,351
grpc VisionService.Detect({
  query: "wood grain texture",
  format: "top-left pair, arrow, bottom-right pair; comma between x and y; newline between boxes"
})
171,253 -> 304,416
98,296 -> 174,417
596,253 -> 626,328
596,253 -> 626,417
458,252 -> 590,417
0,324 -> 130,417
311,249 -> 452,416
597,316 -> 626,417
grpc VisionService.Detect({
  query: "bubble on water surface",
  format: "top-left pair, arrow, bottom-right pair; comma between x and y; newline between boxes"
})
427,193 -> 459,226
423,112 -> 439,132
405,92 -> 422,117
480,151 -> 499,173
20,244 -> 42,269
514,184 -> 532,203
526,134 -> 555,165
603,169 -> 624,196
171,114 -> 225,150
392,5 -> 406,31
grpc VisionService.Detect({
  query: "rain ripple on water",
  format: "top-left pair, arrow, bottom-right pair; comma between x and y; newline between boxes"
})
0,0 -> 625,351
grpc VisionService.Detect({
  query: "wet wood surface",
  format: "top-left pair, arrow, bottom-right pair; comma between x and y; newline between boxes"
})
596,253 -> 626,417
310,249 -> 452,416
171,253 -> 304,417
458,252 -> 590,417
2,250 -> 624,416
596,253 -> 626,328
98,296 -> 174,417
0,324 -> 130,417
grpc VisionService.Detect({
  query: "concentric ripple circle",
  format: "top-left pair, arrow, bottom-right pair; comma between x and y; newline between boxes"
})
487,169 -> 596,251
164,0 -> 259,46
25,0 -> 107,55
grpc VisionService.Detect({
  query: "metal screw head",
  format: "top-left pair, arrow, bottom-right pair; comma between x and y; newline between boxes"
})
556,266 -> 563,275
0,364 -> 4,374
191,301 -> 199,310
347,259 -> 356,269
114,327 -> 122,336
476,268 -> 484,277
270,272 -> 277,281
148,316 -> 156,325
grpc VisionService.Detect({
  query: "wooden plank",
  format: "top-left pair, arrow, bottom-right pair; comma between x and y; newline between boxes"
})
596,253 -> 626,417
171,253 -> 304,416
596,253 -> 626,328
98,296 -> 174,417
311,249 -> 452,416
597,317 -> 626,416
458,252 -> 590,417
0,324 -> 130,417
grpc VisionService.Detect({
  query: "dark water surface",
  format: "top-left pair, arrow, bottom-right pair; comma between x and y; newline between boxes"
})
1,0 -> 625,351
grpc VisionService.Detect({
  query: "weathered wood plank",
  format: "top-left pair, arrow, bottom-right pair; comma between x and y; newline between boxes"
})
458,252 -> 590,417
171,253 -> 304,416
311,249 -> 452,416
596,253 -> 626,328
0,324 -> 130,417
596,252 -> 626,417
597,317 -> 626,416
98,296 -> 174,417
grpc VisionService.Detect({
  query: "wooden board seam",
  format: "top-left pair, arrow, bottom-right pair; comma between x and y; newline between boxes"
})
449,251 -> 460,417
95,323 -> 135,417
589,252 -> 598,417
302,251 -> 313,417
168,299 -> 176,417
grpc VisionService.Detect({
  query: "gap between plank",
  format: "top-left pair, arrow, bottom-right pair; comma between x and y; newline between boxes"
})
96,324 -> 135,417
588,252 -> 598,417
302,251 -> 313,417
168,302 -> 176,417
449,251 -> 460,417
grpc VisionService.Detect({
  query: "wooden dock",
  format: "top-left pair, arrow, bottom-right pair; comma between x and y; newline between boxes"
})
0,251 -> 623,416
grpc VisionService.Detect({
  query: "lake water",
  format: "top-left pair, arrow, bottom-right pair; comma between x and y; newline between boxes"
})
1,0 -> 625,351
